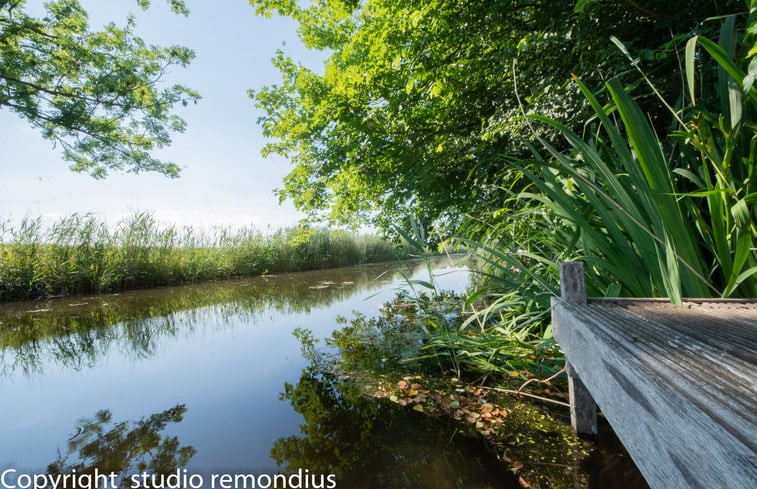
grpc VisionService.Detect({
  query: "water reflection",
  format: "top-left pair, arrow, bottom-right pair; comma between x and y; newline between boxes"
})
274,366 -> 518,489
271,329 -> 518,489
0,259 -> 462,375
42,405 -> 195,488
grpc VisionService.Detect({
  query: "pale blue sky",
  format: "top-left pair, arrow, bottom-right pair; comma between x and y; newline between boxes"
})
0,0 -> 326,230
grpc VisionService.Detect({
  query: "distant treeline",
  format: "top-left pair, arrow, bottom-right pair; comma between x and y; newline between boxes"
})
0,212 -> 412,302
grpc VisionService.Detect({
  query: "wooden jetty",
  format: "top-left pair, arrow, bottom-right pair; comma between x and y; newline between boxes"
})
551,262 -> 757,489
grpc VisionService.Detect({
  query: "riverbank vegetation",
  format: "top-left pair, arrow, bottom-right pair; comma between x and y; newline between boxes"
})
0,212 -> 409,302
253,0 -> 757,383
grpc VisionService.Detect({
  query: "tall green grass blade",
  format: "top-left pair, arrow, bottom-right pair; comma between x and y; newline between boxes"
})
726,266 -> 757,296
686,37 -> 698,105
698,36 -> 757,103
607,78 -> 710,297
718,16 -> 744,129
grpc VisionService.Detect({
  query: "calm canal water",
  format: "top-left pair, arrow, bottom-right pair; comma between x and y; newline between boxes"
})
0,259 -> 521,488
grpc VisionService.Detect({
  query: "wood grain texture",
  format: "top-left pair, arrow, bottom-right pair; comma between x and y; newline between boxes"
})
552,298 -> 757,489
558,262 -> 587,305
556,262 -> 598,436
567,365 -> 598,437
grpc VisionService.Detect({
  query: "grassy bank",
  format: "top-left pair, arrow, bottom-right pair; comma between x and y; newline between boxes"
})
0,212 -> 409,302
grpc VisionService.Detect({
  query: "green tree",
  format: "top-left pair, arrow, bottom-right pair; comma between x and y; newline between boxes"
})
0,0 -> 199,178
250,0 -> 741,238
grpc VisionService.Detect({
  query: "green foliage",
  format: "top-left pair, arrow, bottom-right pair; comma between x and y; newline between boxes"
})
341,290 -> 564,380
516,10 -> 756,300
250,0 -> 740,238
521,78 -> 714,302
0,0 -> 198,177
379,219 -> 563,379
463,5 -> 756,357
679,7 -> 757,297
436,6 -> 755,385
0,212 -> 407,301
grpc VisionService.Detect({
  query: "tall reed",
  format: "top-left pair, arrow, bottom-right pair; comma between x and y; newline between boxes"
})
0,212 -> 407,302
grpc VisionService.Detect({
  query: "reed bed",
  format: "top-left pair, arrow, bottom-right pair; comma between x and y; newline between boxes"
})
0,212 -> 408,302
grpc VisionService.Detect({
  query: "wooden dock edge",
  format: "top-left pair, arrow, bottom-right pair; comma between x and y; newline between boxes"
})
551,262 -> 757,489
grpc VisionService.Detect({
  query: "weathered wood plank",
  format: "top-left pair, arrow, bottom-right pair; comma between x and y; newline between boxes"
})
558,262 -> 587,305
582,302 -> 757,437
554,262 -> 597,437
552,299 -> 757,489
565,363 -> 597,437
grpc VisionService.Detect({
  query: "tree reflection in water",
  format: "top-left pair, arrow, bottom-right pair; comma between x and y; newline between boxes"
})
47,405 -> 195,488
272,333 -> 519,489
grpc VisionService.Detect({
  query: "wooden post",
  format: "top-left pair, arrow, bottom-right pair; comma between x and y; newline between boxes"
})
558,262 -> 597,437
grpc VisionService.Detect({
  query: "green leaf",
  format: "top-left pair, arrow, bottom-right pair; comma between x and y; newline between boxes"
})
724,266 -> 757,297
405,78 -> 415,94
685,36 -> 698,105
699,36 -> 756,102
610,36 -> 634,63
744,57 -> 757,93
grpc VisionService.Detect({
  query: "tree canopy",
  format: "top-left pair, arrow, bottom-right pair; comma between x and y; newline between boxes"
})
250,0 -> 743,237
0,0 -> 198,178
